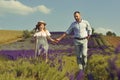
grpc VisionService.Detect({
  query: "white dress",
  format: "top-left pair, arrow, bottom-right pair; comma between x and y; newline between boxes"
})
34,30 -> 51,56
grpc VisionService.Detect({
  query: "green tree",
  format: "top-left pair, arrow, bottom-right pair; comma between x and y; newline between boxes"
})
22,30 -> 31,39
106,31 -> 116,36
92,28 -> 95,34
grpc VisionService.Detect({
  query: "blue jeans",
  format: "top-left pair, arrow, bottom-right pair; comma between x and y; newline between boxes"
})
74,39 -> 88,69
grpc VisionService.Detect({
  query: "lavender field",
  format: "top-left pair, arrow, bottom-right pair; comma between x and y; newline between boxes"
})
0,32 -> 120,80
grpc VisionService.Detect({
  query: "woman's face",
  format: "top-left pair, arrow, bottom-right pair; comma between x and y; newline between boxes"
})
39,24 -> 45,30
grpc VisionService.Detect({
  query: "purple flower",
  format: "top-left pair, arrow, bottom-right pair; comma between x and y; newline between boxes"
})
65,72 -> 74,80
76,70 -> 84,80
107,56 -> 118,70
87,73 -> 94,80
117,68 -> 120,80
115,44 -> 120,53
0,50 -> 34,60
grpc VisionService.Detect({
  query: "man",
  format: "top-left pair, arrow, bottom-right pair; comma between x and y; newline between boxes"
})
56,11 -> 92,70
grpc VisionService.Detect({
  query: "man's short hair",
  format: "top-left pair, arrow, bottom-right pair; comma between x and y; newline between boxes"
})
74,11 -> 80,15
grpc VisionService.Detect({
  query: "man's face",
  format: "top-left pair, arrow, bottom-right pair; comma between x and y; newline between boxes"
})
74,13 -> 81,22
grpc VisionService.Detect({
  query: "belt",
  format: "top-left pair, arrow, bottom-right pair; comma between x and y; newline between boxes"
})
74,37 -> 87,40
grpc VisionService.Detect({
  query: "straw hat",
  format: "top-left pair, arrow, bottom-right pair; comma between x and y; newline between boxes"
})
37,21 -> 46,26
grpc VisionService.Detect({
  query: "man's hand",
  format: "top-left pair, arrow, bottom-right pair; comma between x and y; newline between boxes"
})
86,35 -> 90,40
50,39 -> 58,44
54,33 -> 67,43
55,38 -> 61,43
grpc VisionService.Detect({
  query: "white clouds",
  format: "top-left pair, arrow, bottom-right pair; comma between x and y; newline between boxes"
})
94,27 -> 113,35
35,5 -> 51,14
0,0 -> 51,15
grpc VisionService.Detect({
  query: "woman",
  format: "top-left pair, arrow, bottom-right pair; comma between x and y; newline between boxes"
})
33,21 -> 56,63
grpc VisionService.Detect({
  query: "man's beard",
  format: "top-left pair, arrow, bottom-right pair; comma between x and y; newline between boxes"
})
76,19 -> 80,22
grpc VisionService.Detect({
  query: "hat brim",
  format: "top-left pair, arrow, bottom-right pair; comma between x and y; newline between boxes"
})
37,22 -> 46,26
40,22 -> 46,25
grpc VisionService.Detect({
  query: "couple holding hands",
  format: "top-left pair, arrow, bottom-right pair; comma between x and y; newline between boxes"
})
33,11 -> 92,70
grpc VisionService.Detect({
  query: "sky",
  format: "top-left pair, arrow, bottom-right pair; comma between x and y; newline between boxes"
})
0,0 -> 120,36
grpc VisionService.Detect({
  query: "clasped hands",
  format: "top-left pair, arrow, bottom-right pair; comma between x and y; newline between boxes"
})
52,38 -> 61,44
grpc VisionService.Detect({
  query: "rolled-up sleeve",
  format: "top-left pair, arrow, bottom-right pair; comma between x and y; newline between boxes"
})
86,21 -> 92,35
66,23 -> 74,34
